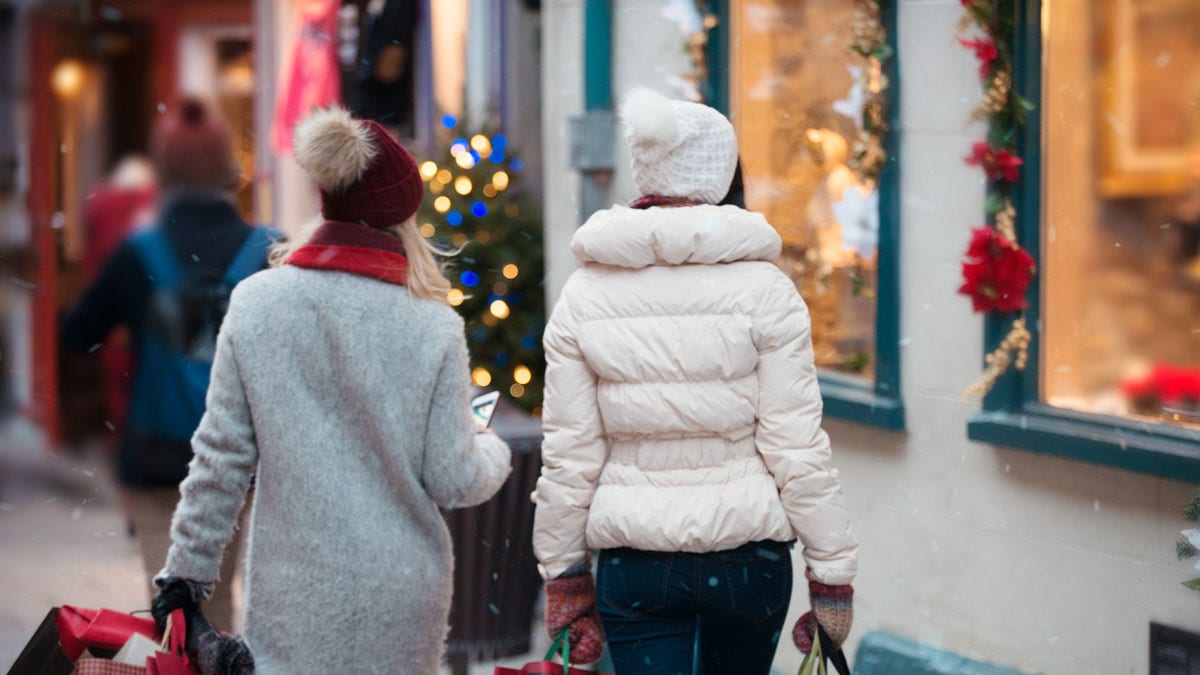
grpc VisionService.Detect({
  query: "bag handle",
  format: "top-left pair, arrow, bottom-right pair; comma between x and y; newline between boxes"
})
544,629 -> 571,668
798,624 -> 851,675
158,609 -> 189,662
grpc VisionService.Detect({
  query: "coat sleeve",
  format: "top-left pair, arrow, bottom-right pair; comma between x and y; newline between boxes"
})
159,314 -> 257,585
752,270 -> 858,586
421,332 -> 512,510
532,286 -> 608,580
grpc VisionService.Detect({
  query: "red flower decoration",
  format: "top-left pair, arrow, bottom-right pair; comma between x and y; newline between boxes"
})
958,227 -> 1035,313
965,142 -> 1024,182
959,37 -> 998,78
1122,365 -> 1200,405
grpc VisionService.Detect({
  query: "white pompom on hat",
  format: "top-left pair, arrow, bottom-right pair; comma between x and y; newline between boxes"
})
619,87 -> 739,204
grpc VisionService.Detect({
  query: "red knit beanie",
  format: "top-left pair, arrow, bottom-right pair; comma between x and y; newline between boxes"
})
292,107 -> 424,228
151,97 -> 238,191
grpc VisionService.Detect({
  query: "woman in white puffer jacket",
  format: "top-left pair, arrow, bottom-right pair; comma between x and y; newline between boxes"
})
532,88 -> 859,674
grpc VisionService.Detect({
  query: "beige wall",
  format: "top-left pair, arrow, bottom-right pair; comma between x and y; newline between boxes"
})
541,1 -> 1200,673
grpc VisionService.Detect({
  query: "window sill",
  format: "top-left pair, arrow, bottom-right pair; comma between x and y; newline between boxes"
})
819,375 -> 905,431
968,403 -> 1200,483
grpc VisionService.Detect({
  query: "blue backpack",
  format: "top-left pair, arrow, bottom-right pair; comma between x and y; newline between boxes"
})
126,226 -> 272,443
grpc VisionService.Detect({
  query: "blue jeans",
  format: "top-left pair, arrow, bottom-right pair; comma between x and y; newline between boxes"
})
596,540 -> 793,675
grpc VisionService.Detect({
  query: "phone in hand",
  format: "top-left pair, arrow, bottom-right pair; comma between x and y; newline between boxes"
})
471,391 -> 500,429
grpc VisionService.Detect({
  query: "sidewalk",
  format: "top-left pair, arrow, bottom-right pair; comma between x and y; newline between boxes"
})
0,419 -> 553,673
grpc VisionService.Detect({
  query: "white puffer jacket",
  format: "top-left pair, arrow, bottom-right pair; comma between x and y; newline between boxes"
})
532,203 -> 858,586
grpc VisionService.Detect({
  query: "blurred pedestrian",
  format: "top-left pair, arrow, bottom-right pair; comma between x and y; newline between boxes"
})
532,88 -> 859,674
61,97 -> 270,629
151,106 -> 512,674
82,155 -> 158,443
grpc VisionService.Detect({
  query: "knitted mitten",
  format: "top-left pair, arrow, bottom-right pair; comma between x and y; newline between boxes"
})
544,573 -> 606,664
792,578 -> 854,654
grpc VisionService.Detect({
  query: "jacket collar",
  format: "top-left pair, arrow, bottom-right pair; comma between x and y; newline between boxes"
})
571,204 -> 782,269
285,221 -> 408,285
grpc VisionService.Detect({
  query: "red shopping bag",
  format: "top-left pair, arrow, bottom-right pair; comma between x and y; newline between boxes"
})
144,610 -> 198,675
495,631 -> 609,675
54,607 -> 157,662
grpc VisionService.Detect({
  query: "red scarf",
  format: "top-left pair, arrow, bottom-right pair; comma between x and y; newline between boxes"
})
285,220 -> 408,286
630,195 -> 703,209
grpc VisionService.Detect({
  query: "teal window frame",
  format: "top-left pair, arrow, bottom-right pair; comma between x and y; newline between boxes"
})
705,0 -> 905,430
965,0 -> 1200,482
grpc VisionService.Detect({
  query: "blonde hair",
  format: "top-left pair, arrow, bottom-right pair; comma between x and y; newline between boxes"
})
269,217 -> 454,304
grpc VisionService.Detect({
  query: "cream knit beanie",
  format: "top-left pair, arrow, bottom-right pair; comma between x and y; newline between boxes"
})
619,87 -> 739,204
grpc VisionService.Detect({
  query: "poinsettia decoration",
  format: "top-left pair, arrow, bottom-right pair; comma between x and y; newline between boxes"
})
959,227 -> 1035,313
958,0 -> 1038,398
1122,364 -> 1200,416
965,142 -> 1023,183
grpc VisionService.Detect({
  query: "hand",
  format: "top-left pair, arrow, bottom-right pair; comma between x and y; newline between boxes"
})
544,572 -> 606,664
151,576 -> 211,634
792,572 -> 853,654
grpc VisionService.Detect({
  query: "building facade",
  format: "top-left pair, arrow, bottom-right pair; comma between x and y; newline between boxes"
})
541,1 -> 1200,673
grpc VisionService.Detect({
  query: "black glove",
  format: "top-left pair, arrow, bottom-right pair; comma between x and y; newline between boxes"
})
152,577 -> 255,675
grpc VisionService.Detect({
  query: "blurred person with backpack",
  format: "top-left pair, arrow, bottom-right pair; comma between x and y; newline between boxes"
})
61,97 -> 271,629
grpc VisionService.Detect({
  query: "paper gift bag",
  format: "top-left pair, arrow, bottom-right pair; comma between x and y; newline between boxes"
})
55,606 -> 157,662
495,631 -> 609,675
7,609 -> 75,675
73,656 -> 147,675
143,610 -> 199,675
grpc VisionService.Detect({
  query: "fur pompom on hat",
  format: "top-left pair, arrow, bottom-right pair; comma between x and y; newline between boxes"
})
619,87 -> 739,205
293,106 -> 424,228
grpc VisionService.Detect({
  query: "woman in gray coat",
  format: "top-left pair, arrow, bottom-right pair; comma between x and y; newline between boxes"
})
152,107 -> 512,674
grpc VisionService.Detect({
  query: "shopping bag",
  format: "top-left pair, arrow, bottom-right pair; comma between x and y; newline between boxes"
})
144,610 -> 199,675
7,609 -> 75,675
494,630 -> 606,675
55,606 -> 157,662
72,655 -> 146,675
797,624 -> 851,675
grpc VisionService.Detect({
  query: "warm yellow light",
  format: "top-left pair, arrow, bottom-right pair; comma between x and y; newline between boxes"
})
452,233 -> 469,247
504,203 -> 520,217
471,135 -> 491,153
420,161 -> 438,180
476,230 -> 492,244
471,367 -> 492,387
447,288 -> 465,306
482,185 -> 498,198
52,60 -> 86,99
454,176 -> 473,195
433,196 -> 451,213
513,365 -> 532,385
502,264 -> 519,279
492,171 -> 510,191
509,383 -> 525,398
450,141 -> 467,157
420,222 -> 436,237
429,180 -> 445,194
436,169 -> 453,184
455,153 -> 476,169
489,300 -> 510,319
482,313 -> 498,327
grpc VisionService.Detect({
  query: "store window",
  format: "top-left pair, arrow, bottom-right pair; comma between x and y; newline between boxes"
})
717,0 -> 903,428
968,0 -> 1200,481
1041,0 -> 1200,430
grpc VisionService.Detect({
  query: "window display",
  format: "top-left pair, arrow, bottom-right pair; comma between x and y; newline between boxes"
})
729,0 -> 882,381
1041,0 -> 1200,429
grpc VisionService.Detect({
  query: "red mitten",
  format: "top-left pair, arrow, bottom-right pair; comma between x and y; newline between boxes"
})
544,573 -> 606,664
792,575 -> 854,655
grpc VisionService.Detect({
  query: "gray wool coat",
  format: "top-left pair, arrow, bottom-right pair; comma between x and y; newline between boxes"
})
159,265 -> 512,674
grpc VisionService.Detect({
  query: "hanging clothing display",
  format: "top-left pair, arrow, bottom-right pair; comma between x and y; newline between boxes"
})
343,0 -> 419,133
271,0 -> 341,154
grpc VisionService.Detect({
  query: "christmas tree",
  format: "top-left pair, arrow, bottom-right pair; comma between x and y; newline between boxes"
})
416,115 -> 545,413
1180,488 -> 1200,591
